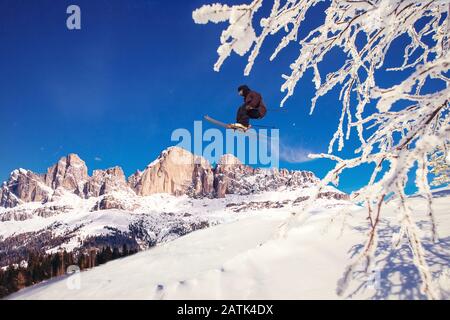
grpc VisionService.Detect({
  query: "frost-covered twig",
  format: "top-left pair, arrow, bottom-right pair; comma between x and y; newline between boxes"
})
194,0 -> 450,299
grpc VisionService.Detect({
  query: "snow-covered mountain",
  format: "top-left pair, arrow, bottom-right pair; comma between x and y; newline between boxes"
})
0,146 -> 327,209
0,147 -> 347,267
7,189 -> 450,300
2,147 -> 449,299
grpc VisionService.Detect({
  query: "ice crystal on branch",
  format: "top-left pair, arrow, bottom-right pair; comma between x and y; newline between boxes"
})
430,144 -> 450,186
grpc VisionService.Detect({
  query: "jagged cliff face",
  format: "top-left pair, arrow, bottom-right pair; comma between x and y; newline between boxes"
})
84,166 -> 129,198
130,147 -> 320,199
0,146 -> 341,209
132,147 -> 214,197
213,154 -> 318,198
0,169 -> 52,208
0,155 -> 133,208
44,153 -> 89,193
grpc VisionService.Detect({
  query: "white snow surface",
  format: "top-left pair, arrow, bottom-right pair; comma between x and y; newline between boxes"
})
6,189 -> 450,300
0,186 -> 340,246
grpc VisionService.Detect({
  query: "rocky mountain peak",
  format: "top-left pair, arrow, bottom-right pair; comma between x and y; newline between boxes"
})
44,153 -> 88,193
84,166 -> 130,198
218,154 -> 242,166
0,153 -> 132,208
0,147 -> 334,209
132,147 -> 213,197
0,169 -> 51,208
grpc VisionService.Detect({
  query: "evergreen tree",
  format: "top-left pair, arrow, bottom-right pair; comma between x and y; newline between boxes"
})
103,247 -> 113,263
112,247 -> 120,260
0,245 -> 140,298
5,266 -> 18,293
0,269 -> 8,298
16,268 -> 28,289
122,244 -> 129,257
78,253 -> 86,270
41,254 -> 52,279
51,253 -> 62,277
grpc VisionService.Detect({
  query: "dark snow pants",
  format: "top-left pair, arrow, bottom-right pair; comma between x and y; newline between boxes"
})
236,105 -> 261,127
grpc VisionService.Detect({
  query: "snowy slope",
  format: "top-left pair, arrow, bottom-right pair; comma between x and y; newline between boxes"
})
0,183 -> 347,264
8,192 -> 450,300
1,149 -> 343,265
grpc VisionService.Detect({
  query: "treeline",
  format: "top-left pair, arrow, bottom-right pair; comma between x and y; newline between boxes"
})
0,244 -> 138,299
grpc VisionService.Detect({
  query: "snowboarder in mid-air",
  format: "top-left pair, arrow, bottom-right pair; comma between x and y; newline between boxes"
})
228,85 -> 267,131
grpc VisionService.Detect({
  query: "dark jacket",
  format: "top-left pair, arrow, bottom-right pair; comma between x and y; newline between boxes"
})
236,87 -> 267,126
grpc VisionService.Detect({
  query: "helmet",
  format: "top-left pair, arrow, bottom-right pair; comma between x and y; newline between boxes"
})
237,85 -> 250,96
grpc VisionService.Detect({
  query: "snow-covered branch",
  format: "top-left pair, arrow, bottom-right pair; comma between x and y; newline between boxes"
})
429,143 -> 450,186
194,0 -> 450,299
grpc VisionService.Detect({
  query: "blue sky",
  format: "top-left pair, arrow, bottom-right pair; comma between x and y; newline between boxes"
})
0,0 -> 442,194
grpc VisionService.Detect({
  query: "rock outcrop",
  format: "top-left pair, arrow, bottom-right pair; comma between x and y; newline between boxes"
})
0,155 -> 134,209
131,147 -> 214,197
212,154 -> 318,198
318,191 -> 349,201
84,166 -> 129,198
127,170 -> 143,191
214,154 -> 254,198
128,149 -> 319,199
92,195 -> 127,211
0,169 -> 51,208
0,147 -> 341,209
44,153 -> 88,195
